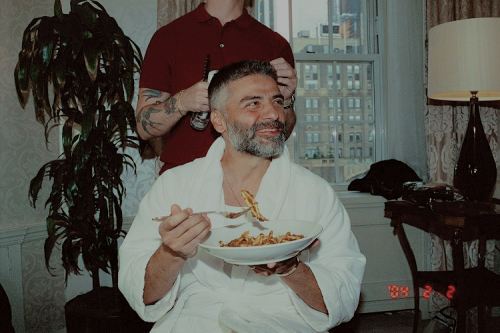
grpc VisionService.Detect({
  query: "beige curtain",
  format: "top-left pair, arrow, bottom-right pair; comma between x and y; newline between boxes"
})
157,0 -> 255,28
425,1 -> 500,329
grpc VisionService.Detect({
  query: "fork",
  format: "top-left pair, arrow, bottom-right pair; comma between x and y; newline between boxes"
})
152,207 -> 251,222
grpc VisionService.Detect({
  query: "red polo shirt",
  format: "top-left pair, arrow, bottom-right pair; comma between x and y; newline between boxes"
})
139,3 -> 295,174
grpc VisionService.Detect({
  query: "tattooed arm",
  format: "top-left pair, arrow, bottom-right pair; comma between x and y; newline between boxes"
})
135,88 -> 181,141
135,82 -> 210,141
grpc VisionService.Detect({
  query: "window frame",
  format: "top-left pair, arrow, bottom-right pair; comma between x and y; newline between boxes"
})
256,0 -> 386,188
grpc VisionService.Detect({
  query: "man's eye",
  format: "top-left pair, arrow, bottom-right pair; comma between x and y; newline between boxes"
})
275,99 -> 284,106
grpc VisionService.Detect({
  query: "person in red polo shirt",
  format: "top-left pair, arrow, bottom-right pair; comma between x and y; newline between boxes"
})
135,0 -> 297,175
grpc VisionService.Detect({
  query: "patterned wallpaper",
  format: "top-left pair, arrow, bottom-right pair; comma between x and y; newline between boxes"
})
1,1 -> 157,331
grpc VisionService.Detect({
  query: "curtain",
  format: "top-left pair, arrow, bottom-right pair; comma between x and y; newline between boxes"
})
425,1 -> 500,330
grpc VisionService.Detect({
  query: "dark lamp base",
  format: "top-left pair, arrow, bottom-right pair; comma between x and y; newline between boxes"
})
453,96 -> 497,202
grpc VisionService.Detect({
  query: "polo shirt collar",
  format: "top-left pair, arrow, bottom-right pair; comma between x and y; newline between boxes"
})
194,2 -> 253,28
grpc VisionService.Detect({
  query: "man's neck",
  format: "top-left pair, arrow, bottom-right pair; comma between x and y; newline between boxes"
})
221,148 -> 271,196
205,0 -> 245,26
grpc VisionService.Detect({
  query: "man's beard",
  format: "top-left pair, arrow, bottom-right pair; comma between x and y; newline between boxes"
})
227,119 -> 286,158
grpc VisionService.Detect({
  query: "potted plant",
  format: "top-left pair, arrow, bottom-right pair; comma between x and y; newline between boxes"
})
14,0 -> 147,330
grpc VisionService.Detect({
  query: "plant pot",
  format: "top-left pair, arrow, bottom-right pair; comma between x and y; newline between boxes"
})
65,287 -> 153,333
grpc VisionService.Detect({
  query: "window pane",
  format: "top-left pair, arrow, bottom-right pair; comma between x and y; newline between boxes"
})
291,0 -> 369,54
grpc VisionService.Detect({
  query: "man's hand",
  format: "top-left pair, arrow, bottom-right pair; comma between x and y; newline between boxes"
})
270,58 -> 297,101
158,204 -> 211,259
143,204 -> 211,305
250,239 -> 320,277
180,81 -> 210,114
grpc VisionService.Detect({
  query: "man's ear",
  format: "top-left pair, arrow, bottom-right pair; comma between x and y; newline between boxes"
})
211,110 -> 227,134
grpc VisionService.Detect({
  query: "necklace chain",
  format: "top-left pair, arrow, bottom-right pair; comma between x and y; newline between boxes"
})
222,167 -> 244,207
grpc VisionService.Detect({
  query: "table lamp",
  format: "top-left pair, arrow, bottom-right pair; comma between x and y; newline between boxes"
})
427,18 -> 500,201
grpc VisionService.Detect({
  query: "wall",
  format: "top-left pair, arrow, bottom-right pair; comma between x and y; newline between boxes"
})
0,1 -> 156,332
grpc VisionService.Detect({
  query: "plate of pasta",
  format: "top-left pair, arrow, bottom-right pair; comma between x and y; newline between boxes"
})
199,220 -> 323,265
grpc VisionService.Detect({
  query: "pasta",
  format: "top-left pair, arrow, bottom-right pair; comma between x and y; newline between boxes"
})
219,230 -> 304,247
241,190 -> 269,221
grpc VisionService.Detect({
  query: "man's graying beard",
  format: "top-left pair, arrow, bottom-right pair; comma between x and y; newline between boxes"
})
227,120 -> 286,158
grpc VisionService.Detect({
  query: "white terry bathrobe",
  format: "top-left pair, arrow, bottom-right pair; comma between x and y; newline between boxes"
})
119,137 -> 366,333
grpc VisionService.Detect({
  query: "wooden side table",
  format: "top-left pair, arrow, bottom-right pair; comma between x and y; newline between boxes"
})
384,200 -> 500,333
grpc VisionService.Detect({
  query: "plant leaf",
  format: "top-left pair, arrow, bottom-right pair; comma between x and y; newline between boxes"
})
54,0 -> 64,20
37,17 -> 54,68
14,60 -> 31,108
83,39 -> 99,82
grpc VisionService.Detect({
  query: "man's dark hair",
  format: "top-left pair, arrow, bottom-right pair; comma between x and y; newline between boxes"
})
209,60 -> 278,112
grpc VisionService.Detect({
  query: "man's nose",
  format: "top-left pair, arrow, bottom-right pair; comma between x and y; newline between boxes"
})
261,100 -> 282,120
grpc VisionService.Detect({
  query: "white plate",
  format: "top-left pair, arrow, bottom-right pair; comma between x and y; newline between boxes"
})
199,220 -> 323,265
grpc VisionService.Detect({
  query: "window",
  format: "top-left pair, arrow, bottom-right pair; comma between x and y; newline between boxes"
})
257,0 -> 381,185
336,64 -> 342,90
328,65 -> 334,89
306,99 -> 318,109
348,98 -> 354,108
306,132 -> 320,143
355,98 -> 361,108
354,65 -> 360,90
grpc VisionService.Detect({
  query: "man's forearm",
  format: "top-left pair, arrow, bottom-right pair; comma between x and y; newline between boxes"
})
136,91 -> 184,140
281,263 -> 327,314
143,244 -> 186,305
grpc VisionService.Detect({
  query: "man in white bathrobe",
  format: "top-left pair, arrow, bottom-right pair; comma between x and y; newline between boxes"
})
119,60 -> 366,332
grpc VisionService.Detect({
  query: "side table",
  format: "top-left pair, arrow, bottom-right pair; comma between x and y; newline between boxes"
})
384,200 -> 500,333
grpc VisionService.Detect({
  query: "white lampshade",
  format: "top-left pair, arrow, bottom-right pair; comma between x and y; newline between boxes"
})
427,18 -> 500,101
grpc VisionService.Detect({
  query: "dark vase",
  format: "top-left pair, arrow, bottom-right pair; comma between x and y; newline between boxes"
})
453,97 -> 497,201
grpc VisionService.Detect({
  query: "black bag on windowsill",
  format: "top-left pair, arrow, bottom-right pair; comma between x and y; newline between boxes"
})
347,159 -> 422,200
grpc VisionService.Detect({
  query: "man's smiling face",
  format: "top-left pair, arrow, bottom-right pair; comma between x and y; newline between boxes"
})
224,74 -> 287,158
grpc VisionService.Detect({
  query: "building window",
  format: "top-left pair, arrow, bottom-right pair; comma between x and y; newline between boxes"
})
336,64 -> 341,90
306,98 -> 319,109
328,65 -> 334,89
306,115 -> 319,122
354,65 -> 360,90
306,132 -> 320,143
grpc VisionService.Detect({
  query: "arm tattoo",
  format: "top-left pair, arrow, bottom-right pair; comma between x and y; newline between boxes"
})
163,96 -> 177,116
142,89 -> 162,101
136,106 -> 163,136
136,90 -> 179,136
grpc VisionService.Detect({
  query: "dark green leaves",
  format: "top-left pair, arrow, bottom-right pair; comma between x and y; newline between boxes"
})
14,0 -> 143,287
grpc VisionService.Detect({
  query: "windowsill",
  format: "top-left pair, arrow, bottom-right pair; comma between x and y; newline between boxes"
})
336,189 -> 387,206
